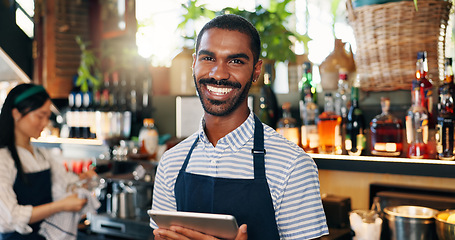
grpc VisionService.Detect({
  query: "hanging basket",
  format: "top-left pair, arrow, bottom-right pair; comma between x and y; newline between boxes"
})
347,0 -> 452,92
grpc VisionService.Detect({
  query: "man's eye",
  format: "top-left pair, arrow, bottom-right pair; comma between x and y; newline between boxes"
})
231,59 -> 244,64
201,56 -> 213,61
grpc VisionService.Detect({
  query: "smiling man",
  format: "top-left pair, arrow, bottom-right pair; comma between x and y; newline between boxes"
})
151,14 -> 328,240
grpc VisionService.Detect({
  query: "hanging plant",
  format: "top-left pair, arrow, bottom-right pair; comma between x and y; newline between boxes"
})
75,36 -> 101,92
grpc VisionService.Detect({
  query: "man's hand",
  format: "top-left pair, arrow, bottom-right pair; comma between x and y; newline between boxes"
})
153,224 -> 248,240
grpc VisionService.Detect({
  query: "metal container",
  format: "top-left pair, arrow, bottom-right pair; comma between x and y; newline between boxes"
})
110,181 -> 137,219
435,209 -> 455,240
384,205 -> 438,240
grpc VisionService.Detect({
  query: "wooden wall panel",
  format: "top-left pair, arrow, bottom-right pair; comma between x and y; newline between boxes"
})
36,0 -> 90,99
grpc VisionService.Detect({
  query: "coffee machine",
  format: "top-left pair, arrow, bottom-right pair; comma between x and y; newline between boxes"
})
88,160 -> 156,240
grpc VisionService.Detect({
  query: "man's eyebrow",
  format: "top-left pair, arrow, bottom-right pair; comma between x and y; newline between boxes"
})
197,50 -> 214,56
197,50 -> 250,61
228,53 -> 250,61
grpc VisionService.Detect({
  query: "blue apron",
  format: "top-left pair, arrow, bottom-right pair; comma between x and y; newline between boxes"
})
1,165 -> 52,240
175,115 -> 280,239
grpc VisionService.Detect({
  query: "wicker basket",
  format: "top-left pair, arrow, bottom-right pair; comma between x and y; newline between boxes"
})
347,0 -> 452,92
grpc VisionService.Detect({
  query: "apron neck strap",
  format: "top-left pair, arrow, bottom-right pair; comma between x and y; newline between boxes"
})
181,115 -> 266,180
252,115 -> 266,179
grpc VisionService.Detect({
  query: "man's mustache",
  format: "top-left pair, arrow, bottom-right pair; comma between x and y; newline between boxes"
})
199,78 -> 241,88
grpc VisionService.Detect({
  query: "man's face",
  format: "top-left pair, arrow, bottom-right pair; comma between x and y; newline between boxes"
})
193,28 -> 262,117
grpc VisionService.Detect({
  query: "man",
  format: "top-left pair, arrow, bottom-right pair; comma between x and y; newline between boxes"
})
151,14 -> 328,240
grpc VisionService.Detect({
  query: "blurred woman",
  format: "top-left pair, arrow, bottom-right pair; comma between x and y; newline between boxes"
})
0,83 -> 95,239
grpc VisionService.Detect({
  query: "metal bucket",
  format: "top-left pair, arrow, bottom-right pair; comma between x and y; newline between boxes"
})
384,205 -> 438,240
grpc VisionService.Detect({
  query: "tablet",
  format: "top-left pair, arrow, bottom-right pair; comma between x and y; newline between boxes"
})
148,210 -> 239,239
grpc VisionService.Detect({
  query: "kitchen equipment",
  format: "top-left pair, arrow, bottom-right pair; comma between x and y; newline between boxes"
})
384,205 -> 438,240
435,209 -> 455,240
110,181 -> 137,219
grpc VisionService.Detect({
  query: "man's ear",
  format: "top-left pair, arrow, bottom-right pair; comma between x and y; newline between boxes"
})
253,59 -> 263,82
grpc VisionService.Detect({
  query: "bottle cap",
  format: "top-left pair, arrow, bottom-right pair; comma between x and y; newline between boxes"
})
143,118 -> 155,126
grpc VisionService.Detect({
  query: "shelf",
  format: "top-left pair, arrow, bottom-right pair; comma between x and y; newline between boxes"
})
310,153 -> 455,178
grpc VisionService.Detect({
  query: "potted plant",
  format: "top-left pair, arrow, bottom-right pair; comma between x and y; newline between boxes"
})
75,36 -> 101,93
178,0 -> 304,63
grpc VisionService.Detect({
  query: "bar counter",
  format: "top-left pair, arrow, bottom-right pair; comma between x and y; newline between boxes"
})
310,153 -> 455,178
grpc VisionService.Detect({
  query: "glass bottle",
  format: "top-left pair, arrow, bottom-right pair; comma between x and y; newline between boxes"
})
318,93 -> 342,154
277,102 -> 300,146
370,97 -> 403,157
138,118 -> 159,160
436,58 -> 455,160
258,64 -> 279,128
335,68 -> 350,154
335,68 -> 350,120
406,82 -> 430,159
416,51 -> 434,127
345,83 -> 366,156
300,89 -> 319,153
299,62 -> 317,105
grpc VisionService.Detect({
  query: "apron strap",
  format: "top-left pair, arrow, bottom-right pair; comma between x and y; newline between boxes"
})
252,115 -> 266,179
180,115 -> 266,180
180,136 -> 199,172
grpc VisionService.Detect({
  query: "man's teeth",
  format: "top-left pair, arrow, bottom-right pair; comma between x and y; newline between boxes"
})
207,85 -> 232,95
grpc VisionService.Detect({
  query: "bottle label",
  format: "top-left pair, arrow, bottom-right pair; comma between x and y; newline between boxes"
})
374,143 -> 398,152
405,116 -> 413,144
140,129 -> 159,155
301,125 -> 319,148
277,127 -> 300,146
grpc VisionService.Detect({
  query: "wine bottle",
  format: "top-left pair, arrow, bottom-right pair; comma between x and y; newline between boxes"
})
276,102 -> 300,146
300,85 -> 319,153
345,82 -> 366,156
406,81 -> 430,159
436,58 -> 455,160
258,63 -> 279,128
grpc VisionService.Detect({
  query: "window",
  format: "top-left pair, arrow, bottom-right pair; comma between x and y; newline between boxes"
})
15,0 -> 35,38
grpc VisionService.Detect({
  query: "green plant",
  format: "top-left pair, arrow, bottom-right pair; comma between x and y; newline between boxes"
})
177,0 -> 216,45
179,0 -> 305,62
75,36 -> 101,92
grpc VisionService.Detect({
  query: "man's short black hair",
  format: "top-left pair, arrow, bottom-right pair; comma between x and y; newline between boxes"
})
195,14 -> 261,64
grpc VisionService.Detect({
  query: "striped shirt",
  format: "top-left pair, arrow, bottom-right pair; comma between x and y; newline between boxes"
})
152,111 -> 329,239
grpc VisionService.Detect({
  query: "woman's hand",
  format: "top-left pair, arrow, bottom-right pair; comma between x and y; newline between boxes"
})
58,193 -> 87,212
79,168 -> 97,180
153,224 -> 248,240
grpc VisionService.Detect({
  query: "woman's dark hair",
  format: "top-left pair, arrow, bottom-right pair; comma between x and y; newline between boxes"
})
195,14 -> 261,64
0,83 -> 50,183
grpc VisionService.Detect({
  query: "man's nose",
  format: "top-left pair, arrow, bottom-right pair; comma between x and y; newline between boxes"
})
209,63 -> 230,80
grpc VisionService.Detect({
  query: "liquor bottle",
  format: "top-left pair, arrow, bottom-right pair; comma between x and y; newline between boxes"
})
335,68 -> 350,154
80,91 -> 92,139
299,61 -> 317,105
138,118 -> 159,160
258,64 -> 279,128
73,92 -> 83,138
299,87 -> 319,153
335,68 -> 350,120
406,82 -> 430,159
436,58 -> 455,160
345,82 -> 366,156
66,89 -> 76,138
95,72 -> 112,140
416,51 -> 434,127
276,102 -> 300,146
109,71 -> 122,138
370,97 -> 403,157
119,72 -> 132,139
318,93 -> 342,154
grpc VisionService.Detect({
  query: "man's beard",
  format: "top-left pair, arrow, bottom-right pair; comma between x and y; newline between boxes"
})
194,74 -> 253,117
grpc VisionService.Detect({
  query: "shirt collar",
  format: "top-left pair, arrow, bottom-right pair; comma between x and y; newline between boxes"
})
197,111 -> 255,151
